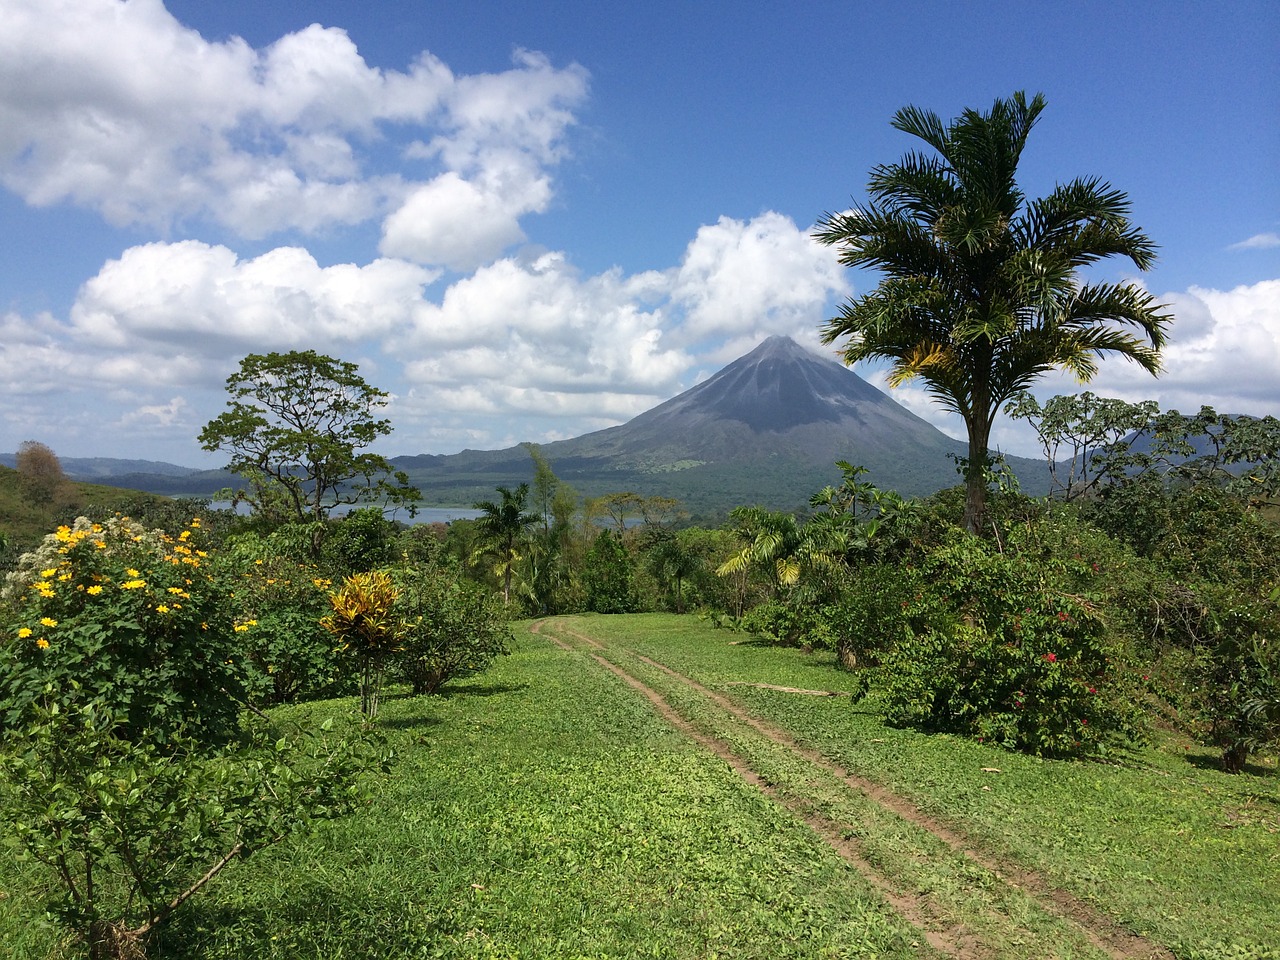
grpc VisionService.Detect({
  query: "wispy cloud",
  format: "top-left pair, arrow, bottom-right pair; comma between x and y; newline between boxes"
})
1229,232 -> 1280,251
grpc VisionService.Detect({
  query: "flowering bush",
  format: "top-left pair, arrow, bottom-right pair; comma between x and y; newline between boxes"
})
0,517 -> 391,960
216,533 -> 348,705
871,530 -> 1146,757
0,516 -> 244,743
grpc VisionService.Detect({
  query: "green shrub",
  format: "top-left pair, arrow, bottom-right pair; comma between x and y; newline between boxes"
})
1185,584 -> 1280,772
738,597 -> 826,648
583,530 -> 639,614
218,535 -> 349,706
872,530 -> 1146,757
320,507 -> 401,575
824,563 -> 921,671
390,563 -> 511,694
0,518 -> 389,959
0,702 -> 383,960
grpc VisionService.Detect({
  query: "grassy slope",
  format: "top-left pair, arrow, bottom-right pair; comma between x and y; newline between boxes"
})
575,614 -> 1280,958
2,614 -> 1275,959
0,630 -> 925,960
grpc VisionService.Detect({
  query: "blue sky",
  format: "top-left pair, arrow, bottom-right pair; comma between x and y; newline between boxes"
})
1,0 -> 1277,469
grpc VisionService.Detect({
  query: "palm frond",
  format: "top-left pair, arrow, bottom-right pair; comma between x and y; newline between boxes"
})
891,104 -> 949,153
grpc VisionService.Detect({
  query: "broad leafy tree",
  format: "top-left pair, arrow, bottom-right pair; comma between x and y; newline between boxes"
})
15,439 -> 66,506
1005,391 -> 1159,501
815,92 -> 1170,532
199,351 -> 420,526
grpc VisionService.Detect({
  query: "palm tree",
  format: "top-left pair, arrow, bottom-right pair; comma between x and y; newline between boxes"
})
814,92 -> 1170,533
716,506 -> 805,589
471,483 -> 539,605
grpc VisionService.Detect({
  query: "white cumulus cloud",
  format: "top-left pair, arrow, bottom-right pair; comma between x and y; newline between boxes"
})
70,241 -> 439,360
0,0 -> 586,251
671,212 -> 849,346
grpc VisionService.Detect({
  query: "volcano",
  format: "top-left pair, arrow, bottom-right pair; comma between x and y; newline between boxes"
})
393,336 -> 1047,516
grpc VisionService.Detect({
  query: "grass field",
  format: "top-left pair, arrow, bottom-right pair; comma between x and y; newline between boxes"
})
2,613 -> 1277,959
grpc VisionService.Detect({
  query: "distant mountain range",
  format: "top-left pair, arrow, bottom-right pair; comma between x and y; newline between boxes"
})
5,337 -> 1053,518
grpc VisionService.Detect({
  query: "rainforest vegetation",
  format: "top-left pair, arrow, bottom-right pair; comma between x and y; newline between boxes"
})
1,92 -> 1276,959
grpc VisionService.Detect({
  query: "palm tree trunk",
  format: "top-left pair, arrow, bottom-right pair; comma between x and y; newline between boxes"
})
962,418 -> 991,535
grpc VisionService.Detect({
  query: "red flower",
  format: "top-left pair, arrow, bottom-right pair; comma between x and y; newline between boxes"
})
1043,652 -> 1057,663
1057,611 -> 1069,622
1088,686 -> 1097,694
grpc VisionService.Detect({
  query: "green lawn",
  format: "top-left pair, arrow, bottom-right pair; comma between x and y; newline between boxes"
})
566,613 -> 1280,960
2,613 -> 1276,959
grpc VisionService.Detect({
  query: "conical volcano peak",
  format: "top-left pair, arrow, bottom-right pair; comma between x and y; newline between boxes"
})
666,334 -> 890,431
738,334 -> 823,364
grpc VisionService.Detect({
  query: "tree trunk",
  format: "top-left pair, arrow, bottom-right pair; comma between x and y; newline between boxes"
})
962,418 -> 991,535
1221,742 -> 1250,774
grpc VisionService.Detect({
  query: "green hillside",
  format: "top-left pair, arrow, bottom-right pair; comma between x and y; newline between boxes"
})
0,464 -> 175,556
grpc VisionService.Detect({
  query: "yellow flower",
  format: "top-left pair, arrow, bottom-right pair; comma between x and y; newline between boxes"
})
178,529 -> 192,541
156,605 -> 170,614
55,525 -> 73,541
126,568 -> 141,578
36,638 -> 49,650
17,628 -> 32,639
40,568 -> 56,579
40,617 -> 58,628
87,585 -> 104,595
121,579 -> 146,590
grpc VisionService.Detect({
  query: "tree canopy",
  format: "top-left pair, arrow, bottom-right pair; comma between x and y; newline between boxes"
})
815,91 -> 1170,532
199,350 -> 420,525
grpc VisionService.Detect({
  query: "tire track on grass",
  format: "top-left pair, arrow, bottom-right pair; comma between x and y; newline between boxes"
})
534,618 -> 1174,960
531,619 -> 971,958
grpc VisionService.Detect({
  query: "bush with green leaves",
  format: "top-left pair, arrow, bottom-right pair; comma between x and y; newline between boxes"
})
389,562 -> 511,694
824,562 -> 922,672
216,535 -> 348,706
1175,582 -> 1280,773
869,529 -> 1146,757
319,506 -> 402,576
738,597 -> 827,649
583,529 -> 639,614
1,702 -> 384,960
0,517 -> 389,959
0,516 -> 243,744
